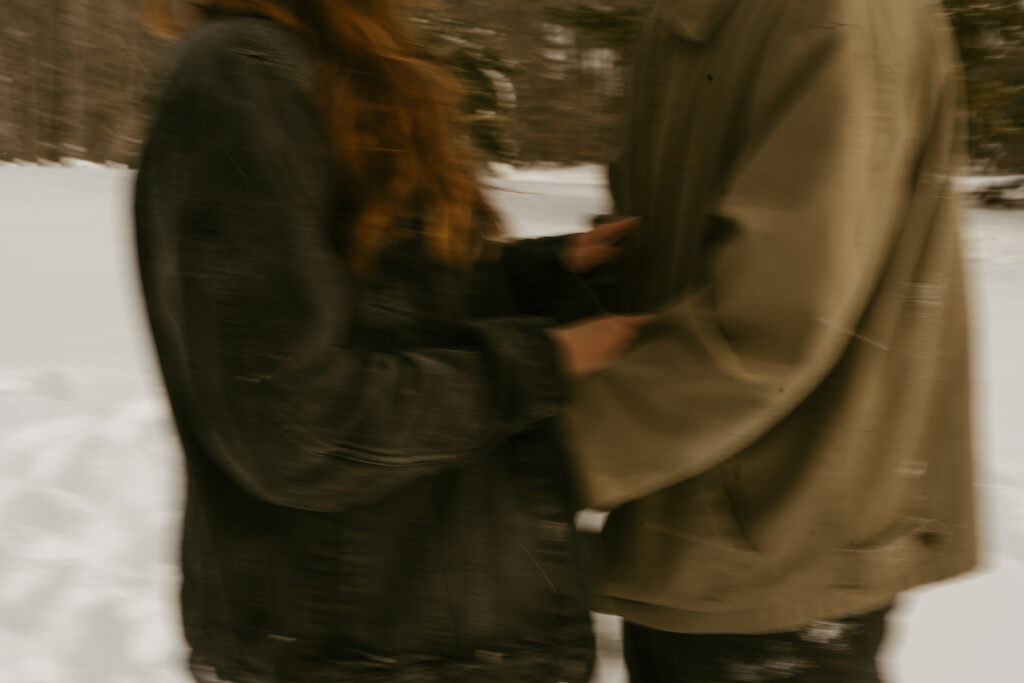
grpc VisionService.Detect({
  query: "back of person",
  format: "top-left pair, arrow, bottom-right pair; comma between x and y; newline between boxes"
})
135,7 -> 603,682
564,0 -> 976,678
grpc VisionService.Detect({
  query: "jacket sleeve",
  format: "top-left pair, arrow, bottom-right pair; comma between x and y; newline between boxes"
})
565,18 -> 914,509
499,236 -> 608,322
136,28 -> 564,512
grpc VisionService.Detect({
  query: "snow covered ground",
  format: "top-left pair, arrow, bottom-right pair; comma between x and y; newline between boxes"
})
0,163 -> 1021,682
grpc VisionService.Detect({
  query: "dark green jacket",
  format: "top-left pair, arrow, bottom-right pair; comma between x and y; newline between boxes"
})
135,15 -> 593,682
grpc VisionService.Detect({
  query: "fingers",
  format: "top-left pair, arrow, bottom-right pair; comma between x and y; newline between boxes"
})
545,311 -> 660,378
621,313 -> 657,326
564,216 -> 639,273
590,216 -> 638,242
601,314 -> 656,349
563,242 -> 621,273
579,244 -> 623,266
614,314 -> 657,348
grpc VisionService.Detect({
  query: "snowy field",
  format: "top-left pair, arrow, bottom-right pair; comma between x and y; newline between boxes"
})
0,163 -> 1021,682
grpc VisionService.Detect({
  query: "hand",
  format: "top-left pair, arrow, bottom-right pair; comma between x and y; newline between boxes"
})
546,314 -> 655,379
561,217 -> 638,273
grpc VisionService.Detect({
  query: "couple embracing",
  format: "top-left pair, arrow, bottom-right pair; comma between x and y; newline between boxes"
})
135,1 -> 976,681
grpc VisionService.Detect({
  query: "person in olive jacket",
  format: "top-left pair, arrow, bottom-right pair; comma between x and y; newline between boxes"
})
135,1 -> 646,681
565,0 -> 977,680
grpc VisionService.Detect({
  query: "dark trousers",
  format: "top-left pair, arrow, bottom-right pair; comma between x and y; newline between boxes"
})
623,605 -> 892,683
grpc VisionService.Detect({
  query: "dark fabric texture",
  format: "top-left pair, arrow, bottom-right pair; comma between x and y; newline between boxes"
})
134,15 -> 593,683
622,606 -> 892,683
501,235 -> 609,322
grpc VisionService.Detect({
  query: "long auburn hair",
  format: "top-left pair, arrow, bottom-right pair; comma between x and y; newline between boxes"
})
151,0 -> 498,271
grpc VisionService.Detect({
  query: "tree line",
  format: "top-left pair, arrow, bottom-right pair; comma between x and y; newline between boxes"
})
0,0 -> 1021,171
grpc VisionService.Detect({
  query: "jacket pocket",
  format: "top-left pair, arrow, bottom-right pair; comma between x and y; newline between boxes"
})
830,519 -> 952,589
601,473 -> 767,613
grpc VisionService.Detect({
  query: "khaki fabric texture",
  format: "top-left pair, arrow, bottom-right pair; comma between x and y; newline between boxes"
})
565,0 -> 978,634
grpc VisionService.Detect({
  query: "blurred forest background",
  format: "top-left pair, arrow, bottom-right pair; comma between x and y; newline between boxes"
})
0,0 -> 1022,171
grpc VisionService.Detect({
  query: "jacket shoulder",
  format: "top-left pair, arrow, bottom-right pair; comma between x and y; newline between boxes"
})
168,16 -> 314,95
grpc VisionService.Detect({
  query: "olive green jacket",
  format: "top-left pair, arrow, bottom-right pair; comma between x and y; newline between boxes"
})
565,0 -> 978,633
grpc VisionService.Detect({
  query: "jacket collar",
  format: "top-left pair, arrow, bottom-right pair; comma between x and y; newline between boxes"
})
657,0 -> 739,43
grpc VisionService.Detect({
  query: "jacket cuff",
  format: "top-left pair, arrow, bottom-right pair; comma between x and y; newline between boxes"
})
460,316 -> 567,432
501,236 -> 604,321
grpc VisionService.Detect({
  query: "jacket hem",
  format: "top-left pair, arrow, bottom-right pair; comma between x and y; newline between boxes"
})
590,551 -> 978,635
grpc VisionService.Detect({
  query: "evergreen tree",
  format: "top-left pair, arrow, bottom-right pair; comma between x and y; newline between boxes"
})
1,0 -> 1020,169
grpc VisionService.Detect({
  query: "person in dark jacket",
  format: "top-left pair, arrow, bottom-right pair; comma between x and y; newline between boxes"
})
135,1 -> 646,681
